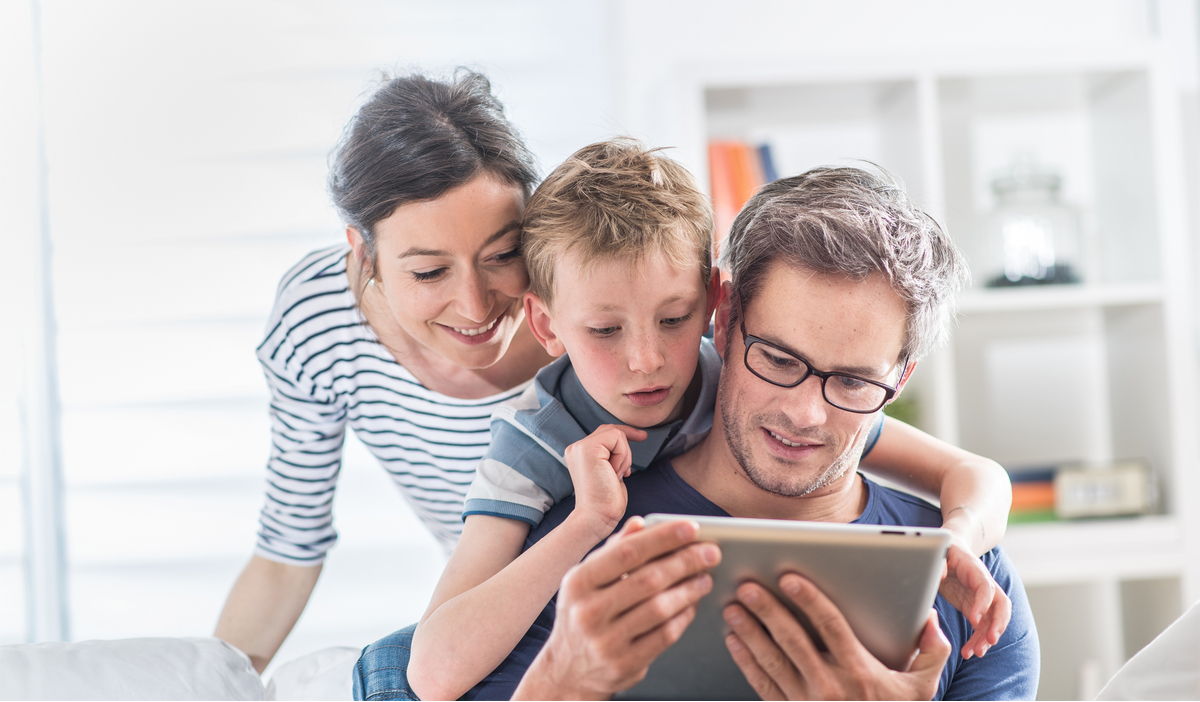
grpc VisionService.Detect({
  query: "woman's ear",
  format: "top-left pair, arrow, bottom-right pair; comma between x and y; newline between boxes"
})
524,292 -> 566,357
712,279 -> 733,356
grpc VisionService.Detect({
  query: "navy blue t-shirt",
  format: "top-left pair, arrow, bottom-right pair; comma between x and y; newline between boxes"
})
465,459 -> 1040,700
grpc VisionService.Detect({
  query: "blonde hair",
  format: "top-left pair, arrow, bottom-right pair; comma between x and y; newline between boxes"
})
522,138 -> 713,307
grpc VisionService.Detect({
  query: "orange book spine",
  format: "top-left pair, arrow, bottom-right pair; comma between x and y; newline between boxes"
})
709,141 -> 737,244
1011,481 -> 1056,511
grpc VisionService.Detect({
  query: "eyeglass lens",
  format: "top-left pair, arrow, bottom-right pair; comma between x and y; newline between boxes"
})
745,341 -> 890,412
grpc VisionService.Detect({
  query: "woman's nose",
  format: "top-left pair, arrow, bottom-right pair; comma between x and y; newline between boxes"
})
456,269 -> 491,323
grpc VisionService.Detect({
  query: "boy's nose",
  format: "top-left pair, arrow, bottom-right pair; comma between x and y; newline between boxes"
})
627,334 -> 665,374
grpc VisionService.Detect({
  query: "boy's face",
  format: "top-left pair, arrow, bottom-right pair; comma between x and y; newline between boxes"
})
525,249 -> 718,428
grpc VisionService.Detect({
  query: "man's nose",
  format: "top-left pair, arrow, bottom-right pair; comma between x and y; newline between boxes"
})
781,374 -> 828,428
627,332 -> 665,374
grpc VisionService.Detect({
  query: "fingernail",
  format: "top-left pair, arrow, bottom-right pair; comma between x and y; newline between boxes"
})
724,608 -> 744,625
739,586 -> 759,604
981,644 -> 990,656
677,521 -> 697,539
701,544 -> 720,565
781,575 -> 800,595
698,574 -> 713,593
726,634 -> 744,652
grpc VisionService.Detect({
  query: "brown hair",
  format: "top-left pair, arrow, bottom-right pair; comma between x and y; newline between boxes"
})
329,69 -> 539,285
522,138 -> 713,307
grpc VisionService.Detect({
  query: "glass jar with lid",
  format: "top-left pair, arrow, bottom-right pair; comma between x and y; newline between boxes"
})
984,160 -> 1083,287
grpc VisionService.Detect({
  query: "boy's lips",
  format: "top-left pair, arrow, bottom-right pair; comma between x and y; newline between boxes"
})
624,386 -> 670,407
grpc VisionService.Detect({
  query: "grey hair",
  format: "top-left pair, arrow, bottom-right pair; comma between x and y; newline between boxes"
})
719,165 -> 968,361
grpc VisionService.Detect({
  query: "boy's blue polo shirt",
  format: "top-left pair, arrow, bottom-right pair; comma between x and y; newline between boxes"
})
463,338 -> 884,527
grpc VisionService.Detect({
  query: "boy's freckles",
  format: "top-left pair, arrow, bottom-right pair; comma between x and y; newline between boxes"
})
546,250 -> 710,429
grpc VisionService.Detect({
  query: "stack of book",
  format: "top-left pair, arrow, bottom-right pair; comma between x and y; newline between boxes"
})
1008,468 -> 1058,524
708,141 -> 778,244
1006,460 -> 1153,524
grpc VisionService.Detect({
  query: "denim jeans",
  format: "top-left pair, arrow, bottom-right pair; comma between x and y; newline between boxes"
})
353,623 -> 418,701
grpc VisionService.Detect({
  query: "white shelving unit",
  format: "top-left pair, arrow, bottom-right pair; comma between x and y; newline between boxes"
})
681,50 -> 1200,700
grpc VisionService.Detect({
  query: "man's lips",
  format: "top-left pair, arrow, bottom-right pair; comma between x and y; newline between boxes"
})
764,428 -> 820,449
624,387 -> 670,407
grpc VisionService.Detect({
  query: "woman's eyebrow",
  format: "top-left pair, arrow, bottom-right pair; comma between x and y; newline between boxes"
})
397,221 -> 520,258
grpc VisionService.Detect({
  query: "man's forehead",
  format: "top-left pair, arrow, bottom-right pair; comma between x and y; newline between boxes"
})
745,262 -> 907,373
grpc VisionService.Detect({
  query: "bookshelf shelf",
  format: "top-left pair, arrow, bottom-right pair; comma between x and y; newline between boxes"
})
1004,516 -> 1184,585
958,283 -> 1164,314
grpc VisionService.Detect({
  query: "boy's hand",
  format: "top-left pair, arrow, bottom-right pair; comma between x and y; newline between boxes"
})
564,424 -> 648,540
937,539 -> 1011,659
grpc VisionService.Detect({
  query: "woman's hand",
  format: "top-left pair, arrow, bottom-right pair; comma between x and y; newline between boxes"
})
938,538 -> 1011,659
564,424 -> 647,540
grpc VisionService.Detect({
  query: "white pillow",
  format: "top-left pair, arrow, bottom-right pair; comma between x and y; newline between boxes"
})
264,646 -> 358,701
1096,599 -> 1200,700
0,636 -> 264,701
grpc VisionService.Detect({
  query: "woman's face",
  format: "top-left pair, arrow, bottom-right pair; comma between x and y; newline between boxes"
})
360,172 -> 529,370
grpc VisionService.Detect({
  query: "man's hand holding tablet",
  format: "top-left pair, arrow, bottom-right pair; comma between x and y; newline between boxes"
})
512,516 -> 719,700
723,574 -> 951,700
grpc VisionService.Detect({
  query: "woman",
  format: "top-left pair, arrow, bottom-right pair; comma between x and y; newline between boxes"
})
215,70 -> 553,672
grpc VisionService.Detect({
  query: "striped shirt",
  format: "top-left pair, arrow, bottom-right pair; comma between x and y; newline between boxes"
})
254,245 -> 531,565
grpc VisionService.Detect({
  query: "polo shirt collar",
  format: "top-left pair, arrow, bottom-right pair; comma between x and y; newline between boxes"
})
557,362 -> 682,470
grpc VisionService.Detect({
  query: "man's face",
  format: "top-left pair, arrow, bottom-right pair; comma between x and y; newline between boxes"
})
717,261 -> 909,497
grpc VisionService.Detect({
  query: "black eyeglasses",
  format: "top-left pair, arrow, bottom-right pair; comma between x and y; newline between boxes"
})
739,309 -> 907,414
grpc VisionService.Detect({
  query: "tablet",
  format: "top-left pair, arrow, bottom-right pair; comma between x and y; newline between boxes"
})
617,514 -> 950,700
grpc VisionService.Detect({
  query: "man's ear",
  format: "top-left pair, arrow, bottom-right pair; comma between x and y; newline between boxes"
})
712,279 -> 733,357
524,292 -> 566,357
891,359 -> 918,397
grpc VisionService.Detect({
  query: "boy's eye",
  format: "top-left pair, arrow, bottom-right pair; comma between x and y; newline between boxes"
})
661,313 -> 693,327
411,268 -> 447,282
588,326 -> 619,337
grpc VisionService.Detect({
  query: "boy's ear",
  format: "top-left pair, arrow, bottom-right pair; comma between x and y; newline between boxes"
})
703,267 -> 722,327
712,279 -> 733,357
523,292 -> 566,357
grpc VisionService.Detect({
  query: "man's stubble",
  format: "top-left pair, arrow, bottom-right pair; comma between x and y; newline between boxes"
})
718,369 -> 870,498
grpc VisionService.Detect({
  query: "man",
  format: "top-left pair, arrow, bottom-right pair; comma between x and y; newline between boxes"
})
486,166 -> 1039,700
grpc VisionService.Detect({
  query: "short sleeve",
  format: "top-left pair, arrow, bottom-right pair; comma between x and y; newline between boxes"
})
462,404 -> 568,527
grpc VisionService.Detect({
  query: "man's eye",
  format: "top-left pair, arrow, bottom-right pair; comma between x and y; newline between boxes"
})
765,351 -> 799,368
588,326 -> 619,337
835,375 -> 869,391
411,268 -> 447,282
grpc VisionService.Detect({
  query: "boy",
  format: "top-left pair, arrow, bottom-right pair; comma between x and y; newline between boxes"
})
407,140 -> 1012,700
